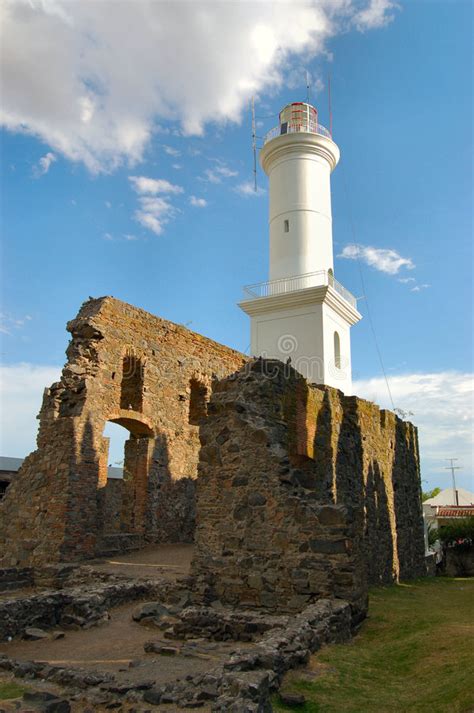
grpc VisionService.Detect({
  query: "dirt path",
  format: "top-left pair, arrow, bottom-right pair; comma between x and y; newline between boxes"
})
87,543 -> 194,581
0,599 -> 227,687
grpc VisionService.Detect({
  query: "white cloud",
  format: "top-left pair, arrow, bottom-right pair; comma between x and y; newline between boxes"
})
128,175 -> 183,234
339,244 -> 415,275
134,196 -> 176,235
353,372 -> 474,490
163,145 -> 181,157
105,201 -> 112,209
189,196 -> 208,208
398,277 -> 416,284
411,284 -> 430,293
234,180 -> 266,197
354,0 -> 398,30
0,1 -> 397,172
102,232 -> 140,242
0,313 -> 32,335
0,363 -> 61,457
202,165 -> 238,184
129,176 -> 183,195
32,151 -> 56,177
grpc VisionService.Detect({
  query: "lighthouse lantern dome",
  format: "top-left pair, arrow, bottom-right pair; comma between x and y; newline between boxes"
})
279,102 -> 318,134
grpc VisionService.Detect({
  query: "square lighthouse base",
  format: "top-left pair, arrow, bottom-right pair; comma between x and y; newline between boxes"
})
238,285 -> 361,395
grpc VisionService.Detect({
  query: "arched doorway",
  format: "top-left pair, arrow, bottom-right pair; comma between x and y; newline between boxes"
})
98,416 -> 155,540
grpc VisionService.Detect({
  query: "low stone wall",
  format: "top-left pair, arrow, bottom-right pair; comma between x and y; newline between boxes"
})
444,545 -> 474,577
144,598 -> 352,711
0,597 -> 351,711
0,564 -> 80,593
170,606 -> 290,642
0,567 -> 33,592
0,578 -> 173,640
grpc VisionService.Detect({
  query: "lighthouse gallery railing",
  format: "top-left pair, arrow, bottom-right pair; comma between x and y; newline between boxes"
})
242,270 -> 357,309
264,122 -> 332,144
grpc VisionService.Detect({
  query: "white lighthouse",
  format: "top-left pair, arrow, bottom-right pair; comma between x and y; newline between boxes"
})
239,102 -> 361,394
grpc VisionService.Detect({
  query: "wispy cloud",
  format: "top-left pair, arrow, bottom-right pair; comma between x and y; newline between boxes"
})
353,371 -> 474,489
129,175 -> 183,195
354,0 -> 398,30
339,244 -> 415,275
0,363 -> 61,456
0,313 -> 32,335
128,175 -> 183,235
201,164 -> 238,184
163,145 -> 181,157
411,284 -> 430,293
189,196 -> 208,208
398,277 -> 416,284
135,196 -> 177,236
102,233 -> 140,242
32,152 -> 56,178
234,180 -> 266,198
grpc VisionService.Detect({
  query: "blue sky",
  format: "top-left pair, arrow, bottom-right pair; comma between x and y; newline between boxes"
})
1,0 -> 472,491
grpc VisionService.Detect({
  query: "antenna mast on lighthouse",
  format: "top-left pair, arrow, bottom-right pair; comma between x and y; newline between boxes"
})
251,97 -> 257,192
328,74 -> 333,137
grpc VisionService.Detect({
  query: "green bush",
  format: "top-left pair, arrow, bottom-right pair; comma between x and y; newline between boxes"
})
437,517 -> 474,550
427,524 -> 439,547
422,487 -> 441,502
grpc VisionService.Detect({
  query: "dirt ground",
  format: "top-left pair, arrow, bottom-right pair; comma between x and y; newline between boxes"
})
88,543 -> 194,581
0,544 -> 229,711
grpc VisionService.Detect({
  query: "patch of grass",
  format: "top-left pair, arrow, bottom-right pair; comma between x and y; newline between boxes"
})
0,681 -> 28,700
273,578 -> 474,713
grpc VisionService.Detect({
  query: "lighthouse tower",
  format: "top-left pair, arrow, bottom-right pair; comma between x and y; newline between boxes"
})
239,102 -> 361,393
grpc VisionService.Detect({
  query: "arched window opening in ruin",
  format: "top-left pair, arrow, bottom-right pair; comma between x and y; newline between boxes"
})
334,331 -> 341,369
99,419 -> 153,537
120,352 -> 144,411
189,378 -> 208,425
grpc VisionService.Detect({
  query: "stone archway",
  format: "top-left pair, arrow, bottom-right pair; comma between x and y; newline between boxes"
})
98,414 -> 155,549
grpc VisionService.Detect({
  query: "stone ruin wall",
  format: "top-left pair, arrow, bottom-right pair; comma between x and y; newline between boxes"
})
0,297 -> 426,618
0,296 -> 246,566
191,359 -> 426,619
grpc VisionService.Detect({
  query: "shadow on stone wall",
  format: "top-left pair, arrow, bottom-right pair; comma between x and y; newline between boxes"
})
392,417 -> 426,580
146,433 -> 196,544
62,417 -> 100,561
312,389 -> 336,500
334,396 -> 368,608
364,460 -> 394,584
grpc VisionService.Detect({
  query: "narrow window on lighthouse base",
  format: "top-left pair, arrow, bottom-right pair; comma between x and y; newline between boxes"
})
334,331 -> 341,369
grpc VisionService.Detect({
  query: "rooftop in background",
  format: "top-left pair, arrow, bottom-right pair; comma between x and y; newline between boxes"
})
0,456 -> 124,479
424,487 -> 474,506
0,456 -> 24,473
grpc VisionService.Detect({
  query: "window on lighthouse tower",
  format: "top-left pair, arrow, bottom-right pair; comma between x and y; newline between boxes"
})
284,219 -> 289,233
334,331 -> 341,369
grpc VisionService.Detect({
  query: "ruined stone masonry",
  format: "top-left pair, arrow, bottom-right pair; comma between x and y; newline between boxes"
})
191,359 -> 426,619
0,296 -> 426,620
0,296 -> 245,565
